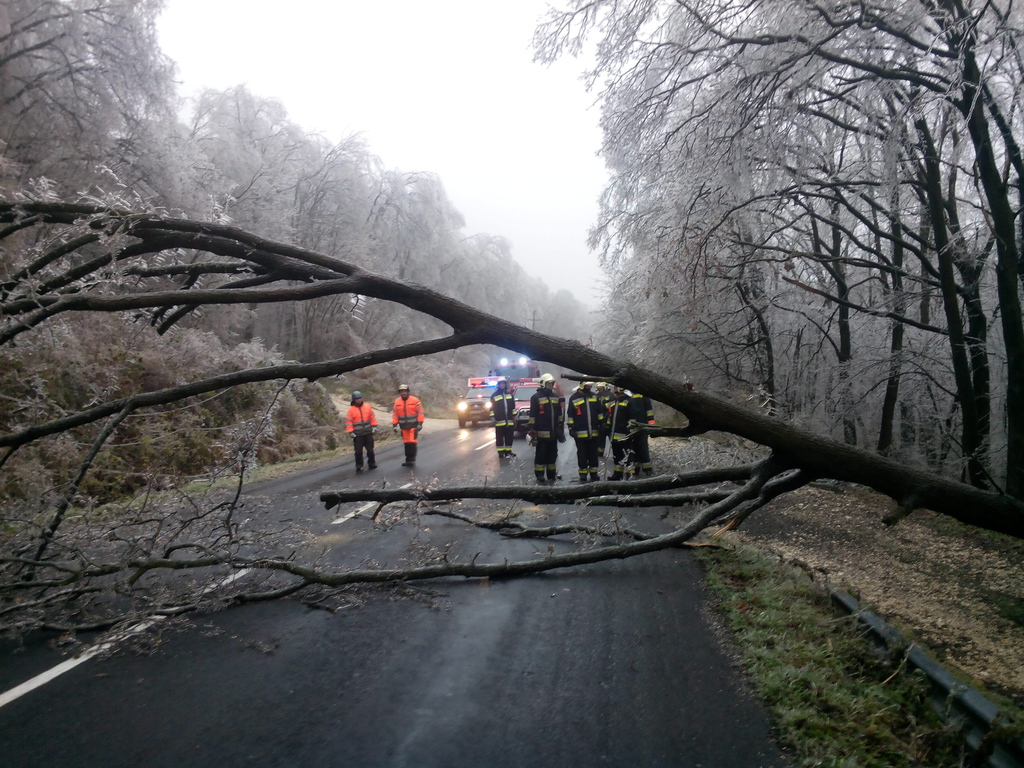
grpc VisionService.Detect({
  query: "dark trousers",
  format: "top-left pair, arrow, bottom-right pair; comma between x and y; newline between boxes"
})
574,437 -> 601,480
611,437 -> 634,479
354,434 -> 376,468
633,432 -> 651,474
403,441 -> 418,464
495,425 -> 515,455
534,438 -> 559,480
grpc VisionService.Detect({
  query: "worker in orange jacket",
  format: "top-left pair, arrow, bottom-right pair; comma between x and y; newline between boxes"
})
391,383 -> 425,466
345,391 -> 378,472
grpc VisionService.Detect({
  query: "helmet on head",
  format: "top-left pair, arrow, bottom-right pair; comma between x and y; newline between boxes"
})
398,384 -> 410,392
583,381 -> 594,389
352,390 -> 363,399
539,373 -> 555,386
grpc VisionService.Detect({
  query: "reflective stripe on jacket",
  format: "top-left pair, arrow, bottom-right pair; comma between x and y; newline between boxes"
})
608,394 -> 635,441
567,390 -> 605,439
631,392 -> 655,424
529,389 -> 563,439
392,395 -> 425,429
346,402 -> 378,436
491,391 -> 516,427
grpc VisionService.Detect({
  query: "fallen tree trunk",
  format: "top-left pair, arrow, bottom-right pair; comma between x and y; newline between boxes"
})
320,466 -> 756,509
3,202 -> 1023,538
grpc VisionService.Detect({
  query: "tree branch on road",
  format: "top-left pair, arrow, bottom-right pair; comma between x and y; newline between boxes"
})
2,202 -> 1024,641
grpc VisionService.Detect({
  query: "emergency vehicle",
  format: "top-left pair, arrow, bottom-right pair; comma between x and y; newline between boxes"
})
510,376 -> 564,435
457,376 -> 501,429
490,356 -> 541,385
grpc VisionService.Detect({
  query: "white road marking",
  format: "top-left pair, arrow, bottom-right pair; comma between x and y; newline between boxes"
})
330,482 -> 413,524
0,567 -> 253,709
0,623 -> 154,709
3,440 -> 456,706
475,438 -> 496,451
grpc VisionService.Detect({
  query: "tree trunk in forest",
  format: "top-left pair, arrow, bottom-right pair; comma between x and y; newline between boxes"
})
947,20 -> 1024,497
877,220 -> 905,456
917,119 -> 987,488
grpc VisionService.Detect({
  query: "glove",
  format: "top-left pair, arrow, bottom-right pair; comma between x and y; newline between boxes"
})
416,424 -> 423,433
372,426 -> 378,434
349,432 -> 355,441
392,424 -> 399,434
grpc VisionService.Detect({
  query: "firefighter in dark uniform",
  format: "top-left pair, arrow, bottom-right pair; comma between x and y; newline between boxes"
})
528,373 -> 564,483
630,390 -> 656,475
566,381 -> 606,482
490,377 -> 517,459
607,385 -> 636,480
594,382 -> 613,458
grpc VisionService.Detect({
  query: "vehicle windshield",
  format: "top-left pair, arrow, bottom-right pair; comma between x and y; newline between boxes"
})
495,364 -> 538,381
464,386 -> 496,399
513,386 -> 539,403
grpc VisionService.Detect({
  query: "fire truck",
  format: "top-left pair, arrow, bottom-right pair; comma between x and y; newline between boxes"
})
490,356 -> 540,384
457,376 -> 501,429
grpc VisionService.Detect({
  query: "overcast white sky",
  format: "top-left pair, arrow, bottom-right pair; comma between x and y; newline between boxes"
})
156,0 -> 608,304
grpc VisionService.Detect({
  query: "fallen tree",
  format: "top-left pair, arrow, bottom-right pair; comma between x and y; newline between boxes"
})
1,201 -> 1023,637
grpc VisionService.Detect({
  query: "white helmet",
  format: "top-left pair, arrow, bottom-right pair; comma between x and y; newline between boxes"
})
539,373 -> 555,386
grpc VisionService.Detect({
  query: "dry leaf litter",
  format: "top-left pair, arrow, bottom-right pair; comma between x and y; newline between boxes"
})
651,435 -> 1024,709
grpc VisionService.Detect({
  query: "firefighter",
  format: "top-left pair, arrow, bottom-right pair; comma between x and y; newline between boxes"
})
528,373 -> 564,483
630,390 -> 656,475
566,381 -> 605,482
490,377 -> 517,459
391,384 -> 425,466
607,385 -> 636,480
345,391 -> 378,472
594,382 -> 613,458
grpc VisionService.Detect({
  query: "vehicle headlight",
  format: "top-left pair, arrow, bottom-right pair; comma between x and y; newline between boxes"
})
457,402 -> 467,411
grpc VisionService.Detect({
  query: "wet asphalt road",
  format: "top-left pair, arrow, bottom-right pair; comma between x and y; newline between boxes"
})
1,421 -> 789,767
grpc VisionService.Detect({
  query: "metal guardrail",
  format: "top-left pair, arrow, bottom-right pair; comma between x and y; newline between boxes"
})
827,585 -> 1024,768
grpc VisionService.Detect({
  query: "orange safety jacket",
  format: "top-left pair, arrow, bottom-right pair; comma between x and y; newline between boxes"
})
345,402 -> 378,436
392,395 -> 425,430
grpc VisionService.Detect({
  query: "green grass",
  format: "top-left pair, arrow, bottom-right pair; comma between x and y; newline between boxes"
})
990,591 -> 1024,630
694,542 -> 982,767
